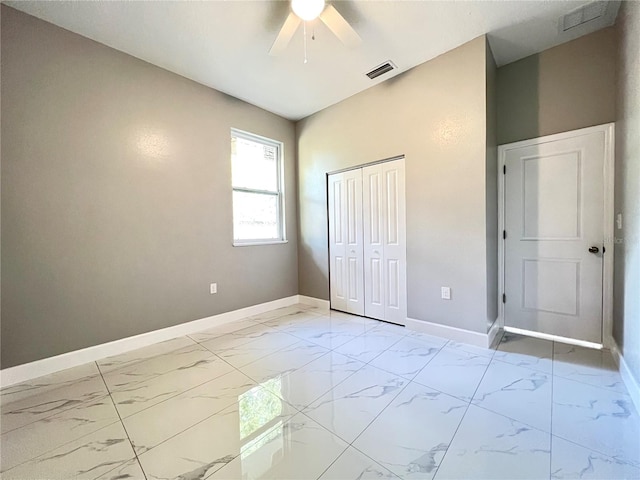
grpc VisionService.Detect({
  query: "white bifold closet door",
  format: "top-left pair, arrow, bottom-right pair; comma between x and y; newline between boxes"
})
362,160 -> 407,324
328,158 -> 406,325
328,168 -> 365,315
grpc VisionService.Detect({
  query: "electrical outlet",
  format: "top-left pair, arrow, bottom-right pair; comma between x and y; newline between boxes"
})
441,287 -> 451,300
210,283 -> 217,294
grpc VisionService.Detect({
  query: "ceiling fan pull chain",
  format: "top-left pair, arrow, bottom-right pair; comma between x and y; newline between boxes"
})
303,21 -> 308,64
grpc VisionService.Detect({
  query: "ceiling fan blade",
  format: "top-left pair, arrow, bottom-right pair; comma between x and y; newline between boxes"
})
269,12 -> 302,56
319,4 -> 362,48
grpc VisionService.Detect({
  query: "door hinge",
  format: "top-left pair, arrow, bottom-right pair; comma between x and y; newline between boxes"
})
603,246 -> 606,254
503,230 -> 506,240
502,293 -> 506,303
503,165 -> 506,174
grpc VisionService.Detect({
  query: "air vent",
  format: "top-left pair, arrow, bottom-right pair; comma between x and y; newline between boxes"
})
562,2 -> 607,31
366,61 -> 396,80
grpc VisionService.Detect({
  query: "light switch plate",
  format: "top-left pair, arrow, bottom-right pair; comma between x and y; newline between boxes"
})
441,287 -> 451,300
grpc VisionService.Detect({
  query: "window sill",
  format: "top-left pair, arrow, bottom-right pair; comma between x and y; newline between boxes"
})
233,240 -> 288,247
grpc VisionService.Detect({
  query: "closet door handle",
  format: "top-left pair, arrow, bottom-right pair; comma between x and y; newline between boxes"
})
373,250 -> 380,255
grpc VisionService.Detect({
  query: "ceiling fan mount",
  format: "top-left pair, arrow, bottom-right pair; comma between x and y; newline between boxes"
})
291,0 -> 326,21
269,0 -> 362,56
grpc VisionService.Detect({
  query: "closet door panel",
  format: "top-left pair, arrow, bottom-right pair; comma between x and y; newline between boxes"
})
328,169 -> 364,315
344,169 -> 364,315
330,159 -> 404,323
363,165 -> 385,320
382,160 -> 407,324
328,174 -> 347,312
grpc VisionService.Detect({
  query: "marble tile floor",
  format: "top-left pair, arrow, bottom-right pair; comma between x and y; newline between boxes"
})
1,304 -> 639,479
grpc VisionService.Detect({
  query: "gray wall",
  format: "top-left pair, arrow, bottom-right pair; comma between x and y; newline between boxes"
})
614,1 -> 640,386
497,27 -> 616,145
1,6 -> 298,368
297,37 -> 493,334
485,40 -> 499,332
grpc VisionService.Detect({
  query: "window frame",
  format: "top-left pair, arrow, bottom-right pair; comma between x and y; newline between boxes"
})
230,128 -> 286,246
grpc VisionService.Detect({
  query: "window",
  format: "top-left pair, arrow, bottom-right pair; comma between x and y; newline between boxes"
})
231,129 -> 285,245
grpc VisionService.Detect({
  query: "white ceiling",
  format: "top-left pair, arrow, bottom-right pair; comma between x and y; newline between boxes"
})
7,1 -> 620,121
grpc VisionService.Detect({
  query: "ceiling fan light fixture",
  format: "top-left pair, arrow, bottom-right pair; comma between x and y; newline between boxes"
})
291,0 -> 326,21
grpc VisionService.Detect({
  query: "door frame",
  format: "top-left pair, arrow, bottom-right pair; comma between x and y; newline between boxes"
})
497,123 -> 615,349
326,154 -> 407,322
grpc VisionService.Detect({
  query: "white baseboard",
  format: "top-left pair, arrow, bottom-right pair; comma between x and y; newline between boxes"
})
488,320 -> 504,349
297,295 -> 330,309
0,295 -> 300,388
405,317 -> 495,348
609,341 -> 640,415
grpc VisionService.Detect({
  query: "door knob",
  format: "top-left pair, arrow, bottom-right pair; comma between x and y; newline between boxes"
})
373,250 -> 379,255
588,246 -> 600,254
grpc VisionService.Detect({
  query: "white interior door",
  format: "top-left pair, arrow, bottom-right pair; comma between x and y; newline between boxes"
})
362,165 -> 386,321
504,129 -> 606,343
328,169 -> 364,315
363,159 -> 407,325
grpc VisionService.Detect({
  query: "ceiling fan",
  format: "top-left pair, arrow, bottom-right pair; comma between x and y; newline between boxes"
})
269,0 -> 362,56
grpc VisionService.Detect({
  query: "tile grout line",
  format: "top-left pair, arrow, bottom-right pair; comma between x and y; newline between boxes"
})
136,343 -> 334,469
460,339 -> 555,435
0,374 -> 111,436
124,346 -> 278,458
468,403 -> 553,440
297,379 -> 413,480
96,336 -> 202,379
332,337 -> 467,477
0,372 -> 129,474
136,384 -> 269,477
549,431 -> 640,468
459,391 -> 638,466
198,335 -> 304,370
237,350 -> 333,410
114,357 -> 246,422
492,350 -> 626,397
550,370 -> 631,396
551,342 -> 629,395
95,361 -> 149,480
407,342 -> 495,407
312,337 -> 452,479
0,415 -> 124,475
136,345 -> 305,476
231,310 -> 406,377
209,318 -> 416,479
94,307 -> 378,444
271,356 -> 368,413
429,336 -> 635,477
539,343 -> 635,475
431,339 -> 498,479
256,306 -> 409,340
365,335 -> 451,383
547,342 -> 633,471
101,346 -> 237,422
9,309 -> 522,478
15,308 -> 617,479
312,438 -> 402,480
201,315 -> 342,362
198,383 -> 360,479
444,335 -> 559,440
